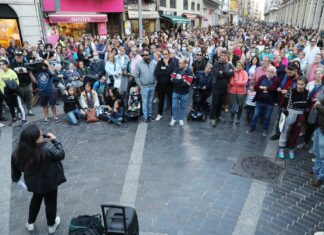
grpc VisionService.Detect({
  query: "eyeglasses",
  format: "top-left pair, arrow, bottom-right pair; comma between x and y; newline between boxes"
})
197,54 -> 202,56
0,63 -> 4,66
142,54 -> 150,56
311,41 -> 316,43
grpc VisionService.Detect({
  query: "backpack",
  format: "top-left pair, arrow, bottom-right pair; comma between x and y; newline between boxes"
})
69,214 -> 104,235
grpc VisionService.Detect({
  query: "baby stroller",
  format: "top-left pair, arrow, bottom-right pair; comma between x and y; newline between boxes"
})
125,86 -> 141,121
187,86 -> 210,122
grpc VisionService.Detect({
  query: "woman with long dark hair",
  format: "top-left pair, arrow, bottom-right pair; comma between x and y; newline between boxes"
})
11,124 -> 66,233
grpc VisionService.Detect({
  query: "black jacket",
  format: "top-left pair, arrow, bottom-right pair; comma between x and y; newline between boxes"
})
192,58 -> 208,77
154,58 -> 175,86
171,67 -> 193,95
63,94 -> 81,113
212,61 -> 235,90
11,140 -> 66,194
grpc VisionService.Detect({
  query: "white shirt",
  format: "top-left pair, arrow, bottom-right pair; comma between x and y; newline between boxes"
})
303,45 -> 321,65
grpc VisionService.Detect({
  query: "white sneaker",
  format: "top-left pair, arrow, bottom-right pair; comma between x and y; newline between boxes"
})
169,118 -> 176,126
179,120 -> 184,127
155,114 -> 162,121
48,216 -> 60,234
25,222 -> 34,231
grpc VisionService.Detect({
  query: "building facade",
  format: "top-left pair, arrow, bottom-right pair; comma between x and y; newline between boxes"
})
0,0 -> 43,48
41,0 -> 124,44
264,0 -> 324,31
158,0 -> 204,29
202,0 -> 222,27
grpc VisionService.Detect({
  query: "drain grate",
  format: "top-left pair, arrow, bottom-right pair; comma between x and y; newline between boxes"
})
231,156 -> 283,183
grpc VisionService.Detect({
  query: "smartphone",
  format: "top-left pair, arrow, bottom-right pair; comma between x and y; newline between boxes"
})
42,134 -> 49,138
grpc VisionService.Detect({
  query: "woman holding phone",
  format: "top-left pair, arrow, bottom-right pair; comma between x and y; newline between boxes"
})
11,124 -> 66,233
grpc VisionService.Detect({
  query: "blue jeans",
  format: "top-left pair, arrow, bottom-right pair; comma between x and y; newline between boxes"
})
172,92 -> 188,121
249,102 -> 273,131
313,128 -> 324,180
66,109 -> 81,125
141,86 -> 155,119
108,115 -> 123,125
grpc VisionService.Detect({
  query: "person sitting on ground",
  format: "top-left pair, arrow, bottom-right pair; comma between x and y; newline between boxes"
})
63,85 -> 84,125
277,77 -> 308,159
107,99 -> 124,126
79,82 -> 100,116
93,75 -> 108,105
65,63 -> 83,89
105,87 -> 124,111
53,64 -> 68,95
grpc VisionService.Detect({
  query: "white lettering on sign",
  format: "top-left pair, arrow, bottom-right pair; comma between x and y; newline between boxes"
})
71,17 -> 91,22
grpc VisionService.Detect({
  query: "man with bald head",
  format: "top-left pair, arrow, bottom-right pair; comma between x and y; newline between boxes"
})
248,66 -> 280,136
169,58 -> 193,127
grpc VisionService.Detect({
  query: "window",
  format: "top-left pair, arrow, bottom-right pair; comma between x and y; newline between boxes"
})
183,0 -> 188,10
170,0 -> 176,8
197,3 -> 200,11
191,2 -> 195,11
160,0 -> 166,7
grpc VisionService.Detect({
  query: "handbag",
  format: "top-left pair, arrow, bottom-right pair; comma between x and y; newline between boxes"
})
86,109 -> 99,123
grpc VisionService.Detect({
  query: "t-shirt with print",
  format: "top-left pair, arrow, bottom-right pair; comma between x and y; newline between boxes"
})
35,70 -> 54,93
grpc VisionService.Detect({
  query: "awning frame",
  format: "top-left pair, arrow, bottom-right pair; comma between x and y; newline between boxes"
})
48,13 -> 108,23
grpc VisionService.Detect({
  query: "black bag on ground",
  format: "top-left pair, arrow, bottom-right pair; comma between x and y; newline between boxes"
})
101,205 -> 139,235
69,214 -> 104,235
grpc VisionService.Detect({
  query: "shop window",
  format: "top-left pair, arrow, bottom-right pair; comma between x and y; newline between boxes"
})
170,0 -> 176,8
57,23 -> 97,41
0,19 -> 22,48
183,0 -> 188,10
191,2 -> 195,11
197,3 -> 200,11
160,0 -> 166,7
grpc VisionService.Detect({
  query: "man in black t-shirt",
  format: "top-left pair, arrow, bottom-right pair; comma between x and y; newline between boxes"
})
11,49 -> 34,116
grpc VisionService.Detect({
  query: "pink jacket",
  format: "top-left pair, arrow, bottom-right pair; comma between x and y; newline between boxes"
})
228,70 -> 249,95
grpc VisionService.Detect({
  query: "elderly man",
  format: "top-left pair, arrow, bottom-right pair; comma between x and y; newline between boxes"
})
135,48 -> 157,122
248,66 -> 280,136
306,53 -> 324,83
252,56 -> 271,83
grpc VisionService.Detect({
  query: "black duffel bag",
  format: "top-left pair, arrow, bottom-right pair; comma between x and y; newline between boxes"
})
69,214 -> 104,235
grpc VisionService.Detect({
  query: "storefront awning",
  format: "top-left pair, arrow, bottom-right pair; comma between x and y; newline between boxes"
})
128,11 -> 159,19
160,14 -> 191,24
182,13 -> 197,20
48,13 -> 108,23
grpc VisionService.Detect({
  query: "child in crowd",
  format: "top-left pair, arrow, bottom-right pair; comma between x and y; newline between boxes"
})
63,85 -> 84,125
245,81 -> 256,124
107,99 -> 124,126
128,86 -> 141,112
278,77 -> 308,159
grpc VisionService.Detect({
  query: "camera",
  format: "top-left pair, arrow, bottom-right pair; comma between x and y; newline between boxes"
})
24,61 -> 41,70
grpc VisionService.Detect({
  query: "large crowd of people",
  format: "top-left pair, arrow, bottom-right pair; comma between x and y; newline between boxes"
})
1,22 -> 324,187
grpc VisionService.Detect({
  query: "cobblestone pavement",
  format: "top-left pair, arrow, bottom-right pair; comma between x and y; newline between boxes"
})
1,104 -> 324,235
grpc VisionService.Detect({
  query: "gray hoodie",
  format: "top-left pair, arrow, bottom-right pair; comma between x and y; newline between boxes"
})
135,59 -> 156,88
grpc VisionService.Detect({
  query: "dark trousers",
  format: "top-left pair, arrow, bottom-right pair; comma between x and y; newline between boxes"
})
211,87 -> 227,119
245,105 -> 255,122
304,122 -> 316,144
0,92 -> 16,118
28,188 -> 57,226
157,84 -> 172,115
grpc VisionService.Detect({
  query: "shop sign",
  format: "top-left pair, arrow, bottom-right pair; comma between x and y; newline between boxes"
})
49,14 -> 108,23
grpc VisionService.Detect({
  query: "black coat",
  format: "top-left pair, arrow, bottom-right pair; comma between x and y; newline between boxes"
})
154,58 -> 175,86
11,140 -> 66,194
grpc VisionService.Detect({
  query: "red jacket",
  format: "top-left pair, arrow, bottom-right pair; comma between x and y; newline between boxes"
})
228,70 -> 248,95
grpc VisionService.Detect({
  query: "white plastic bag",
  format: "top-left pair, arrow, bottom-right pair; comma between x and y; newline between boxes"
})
279,112 -> 286,133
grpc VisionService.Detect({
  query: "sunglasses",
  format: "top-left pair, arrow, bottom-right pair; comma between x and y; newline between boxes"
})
142,54 -> 150,56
